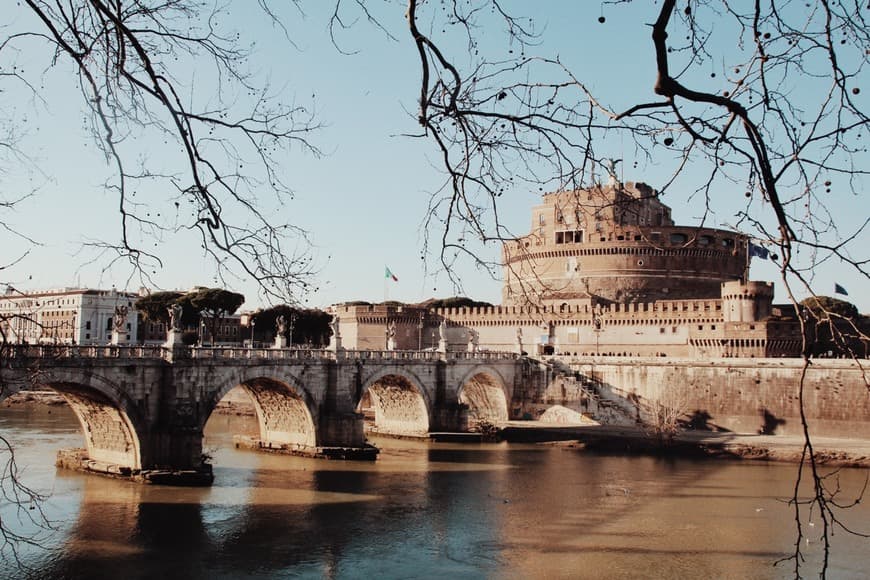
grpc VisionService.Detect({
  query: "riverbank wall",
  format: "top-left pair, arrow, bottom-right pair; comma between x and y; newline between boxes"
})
544,357 -> 869,439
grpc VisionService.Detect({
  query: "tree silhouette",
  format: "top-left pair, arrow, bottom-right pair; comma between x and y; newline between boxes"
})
4,1 -> 319,302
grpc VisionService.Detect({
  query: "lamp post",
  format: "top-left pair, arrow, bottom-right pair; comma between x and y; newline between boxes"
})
288,314 -> 295,349
250,318 -> 256,348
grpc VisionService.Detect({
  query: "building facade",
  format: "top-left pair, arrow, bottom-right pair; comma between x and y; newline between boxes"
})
0,287 -> 139,345
332,182 -> 803,358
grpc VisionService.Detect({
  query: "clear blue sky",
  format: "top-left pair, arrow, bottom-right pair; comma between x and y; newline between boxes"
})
2,2 -> 867,312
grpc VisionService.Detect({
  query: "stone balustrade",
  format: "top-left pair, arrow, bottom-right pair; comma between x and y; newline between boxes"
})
5,344 -> 520,363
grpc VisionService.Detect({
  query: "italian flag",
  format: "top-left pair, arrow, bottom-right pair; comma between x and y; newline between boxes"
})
385,266 -> 398,282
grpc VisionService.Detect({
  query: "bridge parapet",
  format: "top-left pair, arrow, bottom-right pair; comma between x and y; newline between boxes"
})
6,344 -> 167,361
5,344 -> 522,364
336,349 -> 519,362
190,347 -> 333,361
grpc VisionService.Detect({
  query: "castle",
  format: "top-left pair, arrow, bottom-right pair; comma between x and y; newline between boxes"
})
332,181 -> 802,358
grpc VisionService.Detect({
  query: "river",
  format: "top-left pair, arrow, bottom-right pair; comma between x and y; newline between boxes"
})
0,405 -> 868,579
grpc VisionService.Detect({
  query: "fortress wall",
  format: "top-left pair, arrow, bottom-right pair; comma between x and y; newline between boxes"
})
566,358 -> 870,439
434,303 -> 728,356
433,299 -> 726,322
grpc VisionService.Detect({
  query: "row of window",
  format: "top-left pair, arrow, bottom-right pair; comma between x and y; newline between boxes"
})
552,229 -> 736,248
509,246 -> 741,265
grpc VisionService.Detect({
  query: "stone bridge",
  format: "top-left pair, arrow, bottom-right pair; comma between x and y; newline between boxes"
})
1,345 -> 529,484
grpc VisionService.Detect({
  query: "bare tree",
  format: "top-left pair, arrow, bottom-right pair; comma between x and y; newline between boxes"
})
394,1 -> 868,577
4,1 -> 321,302
0,1 -> 867,575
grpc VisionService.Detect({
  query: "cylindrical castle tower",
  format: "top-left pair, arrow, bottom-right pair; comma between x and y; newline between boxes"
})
502,182 -> 748,305
721,280 -> 774,323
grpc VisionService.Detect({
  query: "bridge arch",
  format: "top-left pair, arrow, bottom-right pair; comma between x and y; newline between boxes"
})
208,373 -> 319,451
457,366 -> 510,427
27,369 -> 145,471
358,369 -> 431,437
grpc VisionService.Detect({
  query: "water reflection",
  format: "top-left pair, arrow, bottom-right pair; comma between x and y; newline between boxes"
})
1,407 -> 868,579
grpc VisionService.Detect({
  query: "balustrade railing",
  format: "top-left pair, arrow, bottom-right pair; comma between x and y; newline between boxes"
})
5,343 -> 519,363
6,344 -> 167,359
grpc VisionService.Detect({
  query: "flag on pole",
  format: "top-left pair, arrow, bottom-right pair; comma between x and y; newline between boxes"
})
834,283 -> 848,296
748,242 -> 769,260
385,266 -> 398,282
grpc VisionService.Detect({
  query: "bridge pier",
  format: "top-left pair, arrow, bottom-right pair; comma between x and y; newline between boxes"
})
234,411 -> 377,460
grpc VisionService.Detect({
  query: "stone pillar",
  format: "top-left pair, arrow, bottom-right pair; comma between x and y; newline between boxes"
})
164,330 -> 183,348
274,334 -> 288,349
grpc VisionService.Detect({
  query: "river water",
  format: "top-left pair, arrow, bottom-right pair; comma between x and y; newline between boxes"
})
1,406 -> 868,579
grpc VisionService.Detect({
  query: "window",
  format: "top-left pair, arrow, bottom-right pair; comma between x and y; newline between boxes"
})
698,235 -> 713,246
722,238 -> 735,248
670,232 -> 688,244
85,321 -> 91,330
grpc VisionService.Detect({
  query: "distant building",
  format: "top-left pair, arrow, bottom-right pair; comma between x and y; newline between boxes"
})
0,287 -> 139,345
332,181 -> 803,358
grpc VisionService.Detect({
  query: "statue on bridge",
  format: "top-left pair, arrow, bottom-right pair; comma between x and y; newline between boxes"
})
516,327 -> 524,355
112,305 -> 129,334
327,314 -> 342,351
386,320 -> 397,351
273,315 -> 289,349
467,328 -> 479,353
111,305 -> 129,345
438,318 -> 448,353
169,303 -> 184,332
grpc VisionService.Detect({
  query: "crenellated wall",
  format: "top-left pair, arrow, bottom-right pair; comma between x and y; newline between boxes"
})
429,289 -> 801,358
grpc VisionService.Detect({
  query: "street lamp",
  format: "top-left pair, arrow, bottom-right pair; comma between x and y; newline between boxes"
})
288,314 -> 295,349
250,318 -> 256,348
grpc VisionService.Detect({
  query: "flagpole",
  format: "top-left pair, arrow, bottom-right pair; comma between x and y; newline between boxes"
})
744,237 -> 750,283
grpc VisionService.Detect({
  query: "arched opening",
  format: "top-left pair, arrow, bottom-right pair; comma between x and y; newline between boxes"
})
41,382 -> 142,471
208,378 -> 318,453
458,372 -> 508,429
358,374 -> 429,437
